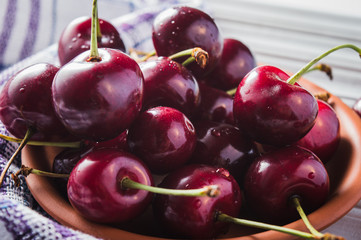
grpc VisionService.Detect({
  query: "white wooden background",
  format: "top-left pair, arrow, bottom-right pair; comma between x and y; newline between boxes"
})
207,0 -> 361,107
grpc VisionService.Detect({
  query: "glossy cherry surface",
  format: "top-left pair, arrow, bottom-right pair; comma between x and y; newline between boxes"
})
127,106 -> 196,174
52,48 -> 144,141
139,57 -> 200,118
67,148 -> 153,224
233,65 -> 318,146
58,17 -> 125,66
202,38 -> 256,91
352,97 -> 361,118
244,146 -> 329,224
152,6 -> 223,78
87,130 -> 130,151
153,164 -> 242,239
295,99 -> 340,163
195,82 -> 234,124
190,120 -> 259,185
0,63 -> 72,141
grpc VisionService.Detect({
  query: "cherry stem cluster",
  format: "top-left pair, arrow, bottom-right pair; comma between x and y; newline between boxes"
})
0,128 -> 34,188
168,47 -> 209,68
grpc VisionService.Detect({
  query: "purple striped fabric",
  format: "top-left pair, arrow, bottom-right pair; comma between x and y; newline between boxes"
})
0,0 -> 17,65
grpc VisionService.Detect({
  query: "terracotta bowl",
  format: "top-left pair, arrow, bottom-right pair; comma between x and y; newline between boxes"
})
22,79 -> 361,240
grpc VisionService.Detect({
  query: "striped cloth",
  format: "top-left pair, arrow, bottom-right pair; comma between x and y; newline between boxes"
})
0,0 -> 205,239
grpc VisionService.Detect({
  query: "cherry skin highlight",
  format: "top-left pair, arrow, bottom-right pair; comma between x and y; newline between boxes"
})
139,57 -> 200,118
153,164 -> 242,239
152,6 -> 223,78
67,148 -> 153,224
0,63 -> 73,141
52,48 -> 144,141
58,17 -> 126,66
202,38 -> 256,91
127,106 -> 196,174
244,146 -> 329,224
295,99 -> 340,163
233,65 -> 318,146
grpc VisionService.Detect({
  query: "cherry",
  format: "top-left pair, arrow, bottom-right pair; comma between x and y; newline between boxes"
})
67,148 -> 154,223
190,120 -> 259,185
139,57 -> 200,118
195,82 -> 234,124
153,164 -> 242,239
127,106 -> 196,174
0,63 -> 72,141
352,97 -> 361,118
52,0 -> 143,141
243,146 -> 329,224
233,65 -> 318,147
87,130 -> 130,151
295,99 -> 340,163
202,38 -> 256,91
152,6 -> 223,78
58,16 -> 125,66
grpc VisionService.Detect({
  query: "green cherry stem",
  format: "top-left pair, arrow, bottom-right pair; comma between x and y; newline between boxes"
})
0,128 -> 34,188
292,197 -> 345,240
88,0 -> 101,61
287,44 -> 361,85
168,47 -> 209,68
0,133 -> 82,148
216,212 -> 317,239
121,177 -> 220,197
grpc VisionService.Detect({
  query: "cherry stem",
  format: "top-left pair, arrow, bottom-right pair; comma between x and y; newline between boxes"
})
138,50 -> 156,62
216,212 -> 317,239
11,165 -> 69,187
88,0 -> 101,61
0,128 -> 34,188
292,197 -> 345,240
0,133 -> 82,148
226,63 -> 333,97
121,177 -> 220,197
287,44 -> 361,85
168,47 -> 209,68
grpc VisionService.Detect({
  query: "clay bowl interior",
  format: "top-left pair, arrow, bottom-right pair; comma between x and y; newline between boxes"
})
22,78 -> 361,240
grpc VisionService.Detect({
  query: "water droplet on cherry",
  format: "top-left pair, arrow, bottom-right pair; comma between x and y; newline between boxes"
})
211,129 -> 221,137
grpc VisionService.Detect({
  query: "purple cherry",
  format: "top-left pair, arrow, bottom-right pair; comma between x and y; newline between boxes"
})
127,106 -> 196,174
153,164 -> 242,239
233,65 -> 318,146
244,146 -> 329,224
67,148 -> 153,223
58,16 -> 125,66
152,6 -> 223,78
139,57 -> 200,118
0,63 -> 72,141
202,38 -> 256,91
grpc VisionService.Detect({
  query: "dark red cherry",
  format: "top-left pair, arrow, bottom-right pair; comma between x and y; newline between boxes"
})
295,99 -> 340,163
233,65 -> 318,146
195,82 -> 234,124
52,48 -> 144,141
202,38 -> 256,91
152,6 -> 223,78
244,146 -> 329,224
87,130 -> 130,151
58,17 -> 125,66
153,164 -> 242,239
67,148 -> 153,223
190,120 -> 259,185
127,106 -> 196,174
0,63 -> 72,141
139,57 -> 200,118
352,97 -> 361,118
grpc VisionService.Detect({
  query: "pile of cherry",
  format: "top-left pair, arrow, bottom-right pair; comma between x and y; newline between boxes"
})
1,1 -> 360,239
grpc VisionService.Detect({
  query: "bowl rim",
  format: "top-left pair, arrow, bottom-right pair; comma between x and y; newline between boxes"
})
22,78 -> 361,240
